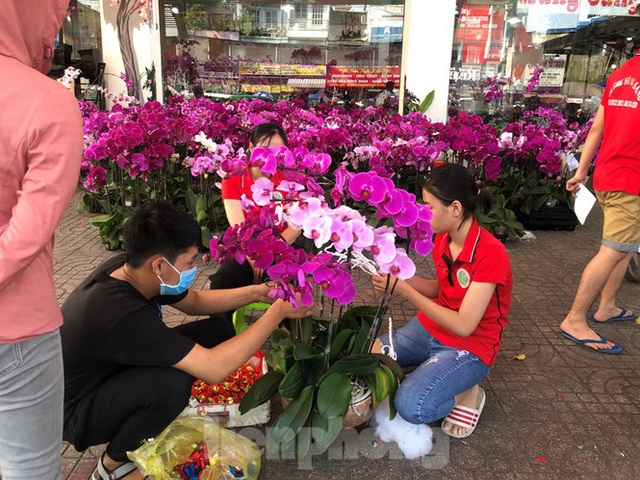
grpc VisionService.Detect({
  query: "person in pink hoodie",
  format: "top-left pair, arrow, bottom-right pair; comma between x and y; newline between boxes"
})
0,1 -> 83,478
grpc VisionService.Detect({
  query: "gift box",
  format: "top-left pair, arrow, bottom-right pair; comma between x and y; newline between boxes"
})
180,351 -> 270,428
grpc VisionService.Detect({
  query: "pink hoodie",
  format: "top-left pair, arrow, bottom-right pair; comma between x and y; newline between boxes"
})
0,0 -> 83,342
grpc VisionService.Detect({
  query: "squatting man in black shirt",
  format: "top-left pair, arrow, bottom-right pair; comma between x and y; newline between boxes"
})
61,201 -> 311,480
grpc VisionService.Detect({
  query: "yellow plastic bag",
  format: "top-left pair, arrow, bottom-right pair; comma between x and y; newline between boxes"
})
128,416 -> 261,480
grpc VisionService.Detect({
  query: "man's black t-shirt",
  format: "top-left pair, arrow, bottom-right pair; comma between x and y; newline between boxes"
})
61,255 -> 195,414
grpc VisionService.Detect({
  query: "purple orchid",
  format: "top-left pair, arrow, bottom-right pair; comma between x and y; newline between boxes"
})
249,147 -> 277,175
348,172 -> 388,204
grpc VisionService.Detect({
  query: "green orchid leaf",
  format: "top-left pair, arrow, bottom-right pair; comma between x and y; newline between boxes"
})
195,195 -> 208,224
266,385 -> 314,451
90,214 -> 113,226
316,372 -> 351,418
382,364 -> 399,420
350,319 -> 372,355
419,90 -> 435,113
339,306 -> 379,325
296,415 -> 313,459
293,343 -> 319,361
311,411 -> 344,453
266,348 -> 287,375
239,370 -> 284,414
200,226 -> 212,248
300,316 -> 314,345
278,361 -> 305,398
320,354 -> 379,384
329,328 -> 356,362
185,188 -> 198,215
270,328 -> 291,347
371,354 -> 405,382
373,365 -> 391,404
364,372 -> 379,408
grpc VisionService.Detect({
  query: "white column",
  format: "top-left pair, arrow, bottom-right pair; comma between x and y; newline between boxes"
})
151,0 -> 163,103
401,0 -> 456,121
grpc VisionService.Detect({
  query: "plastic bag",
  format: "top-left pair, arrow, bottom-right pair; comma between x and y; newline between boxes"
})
128,416 -> 261,480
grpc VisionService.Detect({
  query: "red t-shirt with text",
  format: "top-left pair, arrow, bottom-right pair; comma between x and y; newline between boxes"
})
595,52 -> 640,195
418,221 -> 512,366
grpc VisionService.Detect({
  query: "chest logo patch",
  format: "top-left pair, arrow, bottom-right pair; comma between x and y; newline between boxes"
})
457,268 -> 470,289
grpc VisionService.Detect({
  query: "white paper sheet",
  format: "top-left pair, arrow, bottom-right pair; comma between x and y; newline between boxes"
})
566,152 -> 579,171
573,184 -> 596,225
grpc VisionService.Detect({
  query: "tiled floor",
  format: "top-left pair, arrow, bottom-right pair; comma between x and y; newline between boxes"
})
56,192 -> 640,479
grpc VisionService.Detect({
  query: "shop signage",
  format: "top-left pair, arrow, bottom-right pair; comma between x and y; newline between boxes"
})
518,0 -> 580,13
371,26 -> 403,43
518,0 -> 639,16
240,84 -> 294,94
455,5 -> 505,64
239,64 -> 327,77
455,5 -> 491,43
539,54 -> 567,87
586,0 -> 639,16
326,66 -> 400,88
450,65 -> 483,82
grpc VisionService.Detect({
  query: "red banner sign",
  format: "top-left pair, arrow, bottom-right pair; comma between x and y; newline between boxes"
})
326,66 -> 400,88
455,6 -> 491,43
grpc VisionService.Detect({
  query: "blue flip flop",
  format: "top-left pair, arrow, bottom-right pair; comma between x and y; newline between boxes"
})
587,308 -> 638,323
561,330 -> 623,354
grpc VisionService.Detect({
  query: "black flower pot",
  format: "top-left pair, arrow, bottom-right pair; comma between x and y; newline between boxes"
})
517,205 -> 578,231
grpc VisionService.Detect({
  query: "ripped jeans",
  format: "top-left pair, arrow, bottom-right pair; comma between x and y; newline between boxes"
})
378,317 -> 490,425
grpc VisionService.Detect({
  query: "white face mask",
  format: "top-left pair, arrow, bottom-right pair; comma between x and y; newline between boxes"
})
157,258 -> 197,296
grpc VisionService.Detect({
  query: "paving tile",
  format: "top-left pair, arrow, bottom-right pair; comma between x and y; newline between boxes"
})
53,192 -> 640,479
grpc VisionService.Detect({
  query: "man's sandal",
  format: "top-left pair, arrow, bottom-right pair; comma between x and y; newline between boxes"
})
441,387 -> 486,439
91,452 -> 143,480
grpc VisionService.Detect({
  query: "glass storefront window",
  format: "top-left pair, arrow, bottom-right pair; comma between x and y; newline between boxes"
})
53,1 -> 103,100
160,1 -> 405,107
449,0 -> 640,121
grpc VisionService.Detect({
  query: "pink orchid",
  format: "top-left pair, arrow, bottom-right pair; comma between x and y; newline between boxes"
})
329,219 -> 354,252
370,227 -> 397,264
251,177 -> 275,206
378,248 -> 416,280
350,218 -> 374,252
302,214 -> 333,248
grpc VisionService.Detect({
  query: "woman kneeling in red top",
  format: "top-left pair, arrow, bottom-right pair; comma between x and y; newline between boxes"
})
208,123 -> 300,330
373,163 -> 513,439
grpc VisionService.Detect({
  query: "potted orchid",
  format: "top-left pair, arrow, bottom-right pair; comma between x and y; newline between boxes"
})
490,107 -> 586,229
204,142 -> 435,456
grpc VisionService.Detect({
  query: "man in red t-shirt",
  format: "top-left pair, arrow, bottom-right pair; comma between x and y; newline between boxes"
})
560,50 -> 640,353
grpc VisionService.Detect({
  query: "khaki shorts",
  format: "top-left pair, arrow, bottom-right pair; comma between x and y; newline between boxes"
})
595,190 -> 640,252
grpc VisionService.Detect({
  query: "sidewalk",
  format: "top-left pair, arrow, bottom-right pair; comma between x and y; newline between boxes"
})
57,192 -> 640,479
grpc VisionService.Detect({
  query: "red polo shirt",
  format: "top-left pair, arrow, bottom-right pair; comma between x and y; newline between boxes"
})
418,220 -> 512,366
221,170 -> 286,201
595,51 -> 640,195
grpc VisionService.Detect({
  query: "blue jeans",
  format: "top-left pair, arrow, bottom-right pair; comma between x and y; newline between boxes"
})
378,317 -> 490,425
0,331 -> 63,480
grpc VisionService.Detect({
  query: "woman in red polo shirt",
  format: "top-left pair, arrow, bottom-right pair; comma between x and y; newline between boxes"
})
223,123 -> 286,231
373,163 -> 513,439
208,123 -> 299,330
